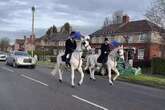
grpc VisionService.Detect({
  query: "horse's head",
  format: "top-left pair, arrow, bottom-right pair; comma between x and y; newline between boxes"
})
117,45 -> 124,60
110,45 -> 124,60
81,36 -> 91,51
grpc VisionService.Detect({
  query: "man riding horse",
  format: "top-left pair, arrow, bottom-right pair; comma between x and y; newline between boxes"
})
97,37 -> 111,64
63,31 -> 77,67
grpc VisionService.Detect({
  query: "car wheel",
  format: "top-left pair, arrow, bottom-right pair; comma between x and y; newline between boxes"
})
30,65 -> 36,69
13,61 -> 18,68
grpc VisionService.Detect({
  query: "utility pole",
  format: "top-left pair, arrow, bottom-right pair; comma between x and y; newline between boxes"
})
31,6 -> 35,57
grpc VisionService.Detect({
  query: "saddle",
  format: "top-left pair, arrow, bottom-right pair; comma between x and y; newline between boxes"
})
61,55 -> 66,62
61,54 -> 71,67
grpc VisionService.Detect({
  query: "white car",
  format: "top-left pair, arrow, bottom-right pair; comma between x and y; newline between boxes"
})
0,51 -> 7,61
6,51 -> 37,68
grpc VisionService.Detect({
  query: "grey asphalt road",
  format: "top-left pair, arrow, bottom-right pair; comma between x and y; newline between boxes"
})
0,62 -> 165,110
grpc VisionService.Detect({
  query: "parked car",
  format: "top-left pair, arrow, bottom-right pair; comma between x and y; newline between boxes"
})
0,51 -> 7,61
6,51 -> 37,68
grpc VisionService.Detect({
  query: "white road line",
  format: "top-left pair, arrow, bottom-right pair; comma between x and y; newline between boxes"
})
21,74 -> 49,87
1,67 -> 14,73
72,95 -> 109,110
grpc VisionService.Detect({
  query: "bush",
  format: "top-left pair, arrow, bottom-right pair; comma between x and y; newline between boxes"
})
151,58 -> 165,75
50,56 -> 56,62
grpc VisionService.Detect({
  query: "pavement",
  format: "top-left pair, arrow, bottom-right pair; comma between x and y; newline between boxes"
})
0,62 -> 165,110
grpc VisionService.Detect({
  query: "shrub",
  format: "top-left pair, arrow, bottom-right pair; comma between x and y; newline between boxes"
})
50,56 -> 56,62
151,58 -> 165,75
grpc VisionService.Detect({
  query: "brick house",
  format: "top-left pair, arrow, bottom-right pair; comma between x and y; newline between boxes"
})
14,39 -> 25,51
90,15 -> 165,66
35,32 -> 68,55
24,35 -> 36,52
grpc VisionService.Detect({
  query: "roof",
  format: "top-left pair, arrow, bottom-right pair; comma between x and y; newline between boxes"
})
15,39 -> 24,45
90,20 -> 165,37
90,24 -> 122,37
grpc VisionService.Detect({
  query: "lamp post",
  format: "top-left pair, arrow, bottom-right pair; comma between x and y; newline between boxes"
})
31,6 -> 35,57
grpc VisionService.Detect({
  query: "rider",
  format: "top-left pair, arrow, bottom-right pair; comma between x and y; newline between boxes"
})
64,31 -> 77,66
98,37 -> 110,64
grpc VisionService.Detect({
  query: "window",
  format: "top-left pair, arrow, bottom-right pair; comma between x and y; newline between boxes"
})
139,33 -> 147,41
128,36 -> 133,43
138,49 -> 145,59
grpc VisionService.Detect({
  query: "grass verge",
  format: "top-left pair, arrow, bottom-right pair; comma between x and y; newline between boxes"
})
118,74 -> 165,89
37,61 -> 55,69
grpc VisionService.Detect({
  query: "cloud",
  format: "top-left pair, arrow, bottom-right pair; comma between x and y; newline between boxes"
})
0,0 -> 151,42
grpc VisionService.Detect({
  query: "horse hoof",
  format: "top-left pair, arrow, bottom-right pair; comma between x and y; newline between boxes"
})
59,79 -> 62,83
109,81 -> 113,85
72,85 -> 75,88
90,77 -> 96,81
78,83 -> 81,86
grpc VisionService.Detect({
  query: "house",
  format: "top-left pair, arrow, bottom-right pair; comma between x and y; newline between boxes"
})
35,32 -> 68,55
24,35 -> 35,52
14,39 -> 25,51
90,15 -> 165,66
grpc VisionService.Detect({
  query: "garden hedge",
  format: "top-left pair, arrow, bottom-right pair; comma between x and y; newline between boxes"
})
151,58 -> 165,75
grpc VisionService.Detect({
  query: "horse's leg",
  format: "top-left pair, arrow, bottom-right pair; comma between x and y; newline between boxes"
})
112,67 -> 120,81
78,67 -> 84,86
107,65 -> 113,85
58,66 -> 63,83
84,58 -> 89,71
89,65 -> 96,80
71,66 -> 75,87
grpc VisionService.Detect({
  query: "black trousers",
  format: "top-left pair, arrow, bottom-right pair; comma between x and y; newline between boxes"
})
64,51 -> 72,64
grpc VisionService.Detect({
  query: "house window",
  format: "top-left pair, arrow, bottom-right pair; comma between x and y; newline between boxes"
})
139,34 -> 147,41
138,49 -> 145,59
128,36 -> 133,43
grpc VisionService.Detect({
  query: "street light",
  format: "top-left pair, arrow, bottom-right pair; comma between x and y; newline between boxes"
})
31,6 -> 35,57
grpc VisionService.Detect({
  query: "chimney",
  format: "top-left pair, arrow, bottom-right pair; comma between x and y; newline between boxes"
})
24,36 -> 26,40
122,15 -> 129,24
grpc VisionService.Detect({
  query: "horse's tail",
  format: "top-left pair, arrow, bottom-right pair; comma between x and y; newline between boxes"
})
51,63 -> 58,76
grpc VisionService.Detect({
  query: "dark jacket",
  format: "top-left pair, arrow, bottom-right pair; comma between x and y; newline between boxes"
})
100,43 -> 110,56
97,43 -> 110,64
65,38 -> 77,53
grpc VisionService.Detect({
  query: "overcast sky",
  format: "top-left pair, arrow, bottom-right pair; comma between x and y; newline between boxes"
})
0,0 -> 151,43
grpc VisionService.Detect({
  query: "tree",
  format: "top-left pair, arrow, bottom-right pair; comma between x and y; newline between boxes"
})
60,22 -> 72,34
112,10 -> 124,24
0,37 -> 10,51
46,28 -> 51,36
145,0 -> 165,27
103,17 -> 112,27
52,25 -> 57,33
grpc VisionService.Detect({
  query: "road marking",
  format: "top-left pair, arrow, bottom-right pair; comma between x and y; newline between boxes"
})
72,95 -> 109,110
1,67 -> 14,72
21,74 -> 48,87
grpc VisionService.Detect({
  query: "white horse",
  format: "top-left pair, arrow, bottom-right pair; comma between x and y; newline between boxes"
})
84,45 -> 124,85
51,37 -> 91,87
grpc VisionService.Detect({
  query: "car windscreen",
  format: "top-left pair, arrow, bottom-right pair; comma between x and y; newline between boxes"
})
14,52 -> 29,56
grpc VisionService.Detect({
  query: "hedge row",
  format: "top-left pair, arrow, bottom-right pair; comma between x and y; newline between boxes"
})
151,58 -> 165,75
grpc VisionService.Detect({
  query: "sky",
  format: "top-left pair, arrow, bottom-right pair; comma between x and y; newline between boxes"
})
0,0 -> 152,44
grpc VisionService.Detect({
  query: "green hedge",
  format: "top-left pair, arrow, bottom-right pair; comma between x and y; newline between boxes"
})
151,58 -> 165,75
50,56 -> 56,62
28,50 -> 53,56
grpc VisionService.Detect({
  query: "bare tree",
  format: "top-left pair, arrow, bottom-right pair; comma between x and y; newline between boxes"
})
0,37 -> 10,51
145,0 -> 165,27
103,17 -> 112,27
112,10 -> 124,24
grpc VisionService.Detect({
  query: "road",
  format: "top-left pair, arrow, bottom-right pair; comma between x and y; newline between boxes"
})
0,62 -> 165,110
